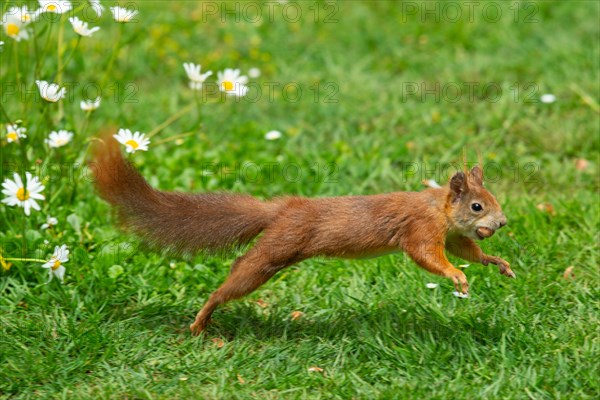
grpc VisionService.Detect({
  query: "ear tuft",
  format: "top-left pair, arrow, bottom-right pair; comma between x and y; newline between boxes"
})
450,172 -> 466,201
469,166 -> 483,186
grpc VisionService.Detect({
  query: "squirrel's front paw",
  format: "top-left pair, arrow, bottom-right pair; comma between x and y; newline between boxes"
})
485,256 -> 516,279
447,269 -> 469,295
190,319 -> 209,336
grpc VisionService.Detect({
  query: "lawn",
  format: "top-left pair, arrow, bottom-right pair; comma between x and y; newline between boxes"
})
1,1 -> 599,399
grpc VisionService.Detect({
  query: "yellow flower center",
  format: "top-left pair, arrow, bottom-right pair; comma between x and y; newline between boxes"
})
7,23 -> 20,36
222,81 -> 234,91
125,139 -> 139,149
48,4 -> 57,12
52,259 -> 61,270
55,138 -> 67,146
23,14 -> 31,22
16,187 -> 30,201
7,132 -> 18,141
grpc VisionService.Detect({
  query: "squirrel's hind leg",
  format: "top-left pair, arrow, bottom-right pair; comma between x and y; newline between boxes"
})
190,238 -> 302,336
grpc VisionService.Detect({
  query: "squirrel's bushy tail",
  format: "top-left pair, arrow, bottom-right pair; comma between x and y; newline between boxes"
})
91,132 -> 279,253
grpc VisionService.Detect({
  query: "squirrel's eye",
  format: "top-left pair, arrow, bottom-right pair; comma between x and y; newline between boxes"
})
471,203 -> 483,212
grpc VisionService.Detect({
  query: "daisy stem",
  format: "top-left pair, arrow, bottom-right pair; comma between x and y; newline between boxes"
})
56,15 -> 66,122
70,133 -> 96,204
3,258 -> 46,263
0,210 -> 15,236
21,214 -> 26,256
38,104 -> 52,135
194,90 -> 202,126
13,43 -> 22,110
101,24 -> 124,89
18,134 -> 29,255
79,110 -> 92,137
31,21 -> 40,72
56,15 -> 65,84
0,101 -> 14,125
154,131 -> 196,145
147,103 -> 196,138
36,20 -> 54,77
55,36 -> 80,83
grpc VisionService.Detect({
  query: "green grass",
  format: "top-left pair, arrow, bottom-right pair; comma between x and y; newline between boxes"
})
1,1 -> 599,398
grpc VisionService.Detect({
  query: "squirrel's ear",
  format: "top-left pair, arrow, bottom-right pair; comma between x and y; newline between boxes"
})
450,171 -> 467,201
469,166 -> 483,186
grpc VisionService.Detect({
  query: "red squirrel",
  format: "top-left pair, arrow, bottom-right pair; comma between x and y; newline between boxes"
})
92,134 -> 515,336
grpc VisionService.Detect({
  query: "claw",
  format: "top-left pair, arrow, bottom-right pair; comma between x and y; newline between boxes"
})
190,321 -> 207,336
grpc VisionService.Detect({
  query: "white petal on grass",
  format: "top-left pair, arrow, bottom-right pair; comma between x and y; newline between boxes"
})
80,97 -> 101,111
89,0 -> 103,16
45,130 -> 73,148
41,244 -> 69,282
1,7 -> 32,41
36,80 -> 66,102
540,94 -> 556,104
113,128 -> 150,153
41,216 -> 58,230
265,130 -> 282,140
426,283 -> 438,289
183,63 -> 213,90
69,16 -> 100,37
1,172 -> 45,216
5,124 -> 27,143
38,0 -> 72,14
458,264 -> 470,269
248,68 -> 261,78
110,6 -> 138,22
452,291 -> 469,298
217,68 -> 249,97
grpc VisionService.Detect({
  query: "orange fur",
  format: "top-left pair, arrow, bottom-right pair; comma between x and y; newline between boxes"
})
91,132 -> 515,336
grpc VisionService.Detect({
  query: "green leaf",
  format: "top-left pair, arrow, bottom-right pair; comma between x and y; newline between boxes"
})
67,213 -> 81,235
108,264 -> 124,279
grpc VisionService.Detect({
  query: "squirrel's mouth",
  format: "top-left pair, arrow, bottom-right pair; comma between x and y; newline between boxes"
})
475,227 -> 495,240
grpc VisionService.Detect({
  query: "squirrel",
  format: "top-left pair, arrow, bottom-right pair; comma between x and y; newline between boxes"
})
91,133 -> 515,336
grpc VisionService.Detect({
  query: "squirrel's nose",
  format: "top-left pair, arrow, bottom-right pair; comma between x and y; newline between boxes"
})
498,216 -> 507,228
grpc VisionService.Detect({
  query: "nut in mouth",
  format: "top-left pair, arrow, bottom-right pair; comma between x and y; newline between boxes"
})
476,227 -> 495,240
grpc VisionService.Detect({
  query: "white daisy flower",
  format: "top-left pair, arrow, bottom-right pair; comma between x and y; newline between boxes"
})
183,63 -> 213,90
36,80 -> 66,103
425,283 -> 438,289
89,0 -> 103,16
452,291 -> 469,299
41,215 -> 58,230
45,130 -> 74,148
265,130 -> 282,140
38,0 -> 72,14
68,16 -> 100,37
1,172 -> 45,216
15,5 -> 37,23
248,68 -> 261,79
1,7 -> 31,41
113,128 -> 150,153
110,6 -> 138,23
80,97 -> 101,111
6,124 -> 27,143
540,94 -> 556,104
217,68 -> 249,97
41,244 -> 69,282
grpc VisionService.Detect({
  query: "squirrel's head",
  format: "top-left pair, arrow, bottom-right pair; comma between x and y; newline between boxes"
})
446,166 -> 507,241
